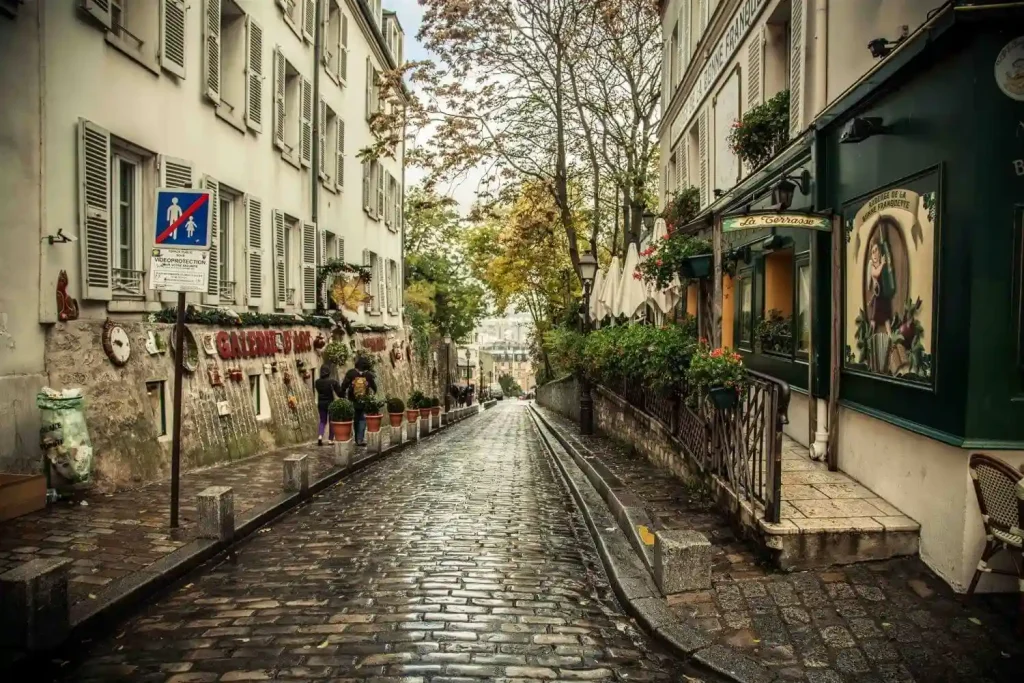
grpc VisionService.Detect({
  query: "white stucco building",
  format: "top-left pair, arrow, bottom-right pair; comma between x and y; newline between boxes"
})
0,0 -> 408,473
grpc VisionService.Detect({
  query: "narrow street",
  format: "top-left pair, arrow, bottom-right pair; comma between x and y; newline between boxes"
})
53,403 -> 699,682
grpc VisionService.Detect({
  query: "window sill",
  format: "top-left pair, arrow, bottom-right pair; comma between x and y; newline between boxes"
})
256,415 -> 272,423
319,175 -> 338,193
215,105 -> 247,134
157,434 -> 172,444
368,311 -> 382,317
280,150 -> 302,170
108,299 -> 162,313
105,32 -> 160,76
283,14 -> 303,42
323,66 -> 340,87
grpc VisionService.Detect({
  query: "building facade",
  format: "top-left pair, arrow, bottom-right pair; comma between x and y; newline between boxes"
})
481,344 -> 535,395
0,0 -> 409,484
658,0 -> 1024,593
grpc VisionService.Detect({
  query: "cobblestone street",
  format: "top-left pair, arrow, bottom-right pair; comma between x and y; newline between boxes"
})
51,403 -> 700,682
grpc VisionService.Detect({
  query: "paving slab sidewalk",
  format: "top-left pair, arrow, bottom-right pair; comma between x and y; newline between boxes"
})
0,437 -> 389,607
537,406 -> 1023,683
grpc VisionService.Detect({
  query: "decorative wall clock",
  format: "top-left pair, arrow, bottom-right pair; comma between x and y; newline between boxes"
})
102,319 -> 132,366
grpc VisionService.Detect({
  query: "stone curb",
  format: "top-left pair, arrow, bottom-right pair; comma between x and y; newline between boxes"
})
528,406 -> 776,683
2,411 -> 475,675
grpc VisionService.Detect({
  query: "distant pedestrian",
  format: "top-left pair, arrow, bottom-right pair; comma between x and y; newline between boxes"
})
313,366 -> 342,446
340,356 -> 377,446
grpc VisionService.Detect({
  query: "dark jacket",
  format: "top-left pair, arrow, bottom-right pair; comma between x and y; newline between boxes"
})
313,366 -> 342,407
339,367 -> 378,403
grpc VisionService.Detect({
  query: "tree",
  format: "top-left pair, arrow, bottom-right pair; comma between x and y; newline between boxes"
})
404,185 -> 462,258
499,373 -> 523,397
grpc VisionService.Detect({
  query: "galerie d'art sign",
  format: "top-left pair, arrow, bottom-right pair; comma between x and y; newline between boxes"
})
215,329 -> 313,360
723,212 -> 831,233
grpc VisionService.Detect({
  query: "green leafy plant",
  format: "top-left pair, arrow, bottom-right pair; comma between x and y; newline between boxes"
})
662,187 -> 701,230
152,306 -> 334,328
430,397 -> 441,408
408,390 -> 427,409
727,90 -> 790,171
386,396 -> 405,414
322,341 -> 350,367
685,343 -> 747,405
355,395 -> 385,415
636,233 -> 713,289
328,398 -> 355,422
755,309 -> 793,353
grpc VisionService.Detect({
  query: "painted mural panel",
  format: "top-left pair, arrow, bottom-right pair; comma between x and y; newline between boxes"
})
843,171 -> 938,385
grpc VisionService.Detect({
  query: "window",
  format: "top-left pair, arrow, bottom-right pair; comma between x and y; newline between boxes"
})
363,160 -> 382,219
112,152 -> 143,296
250,373 -> 270,419
278,0 -> 312,42
377,166 -> 385,218
82,0 -> 184,77
736,274 -> 754,348
285,216 -> 298,304
146,381 -> 168,436
796,260 -> 811,354
763,249 -> 794,355
365,251 -> 382,313
325,0 -> 349,83
274,50 -> 311,166
387,259 -> 399,314
669,22 -> 679,88
384,173 -> 393,226
388,175 -> 401,232
365,58 -> 381,120
218,188 -> 239,302
764,0 -> 793,101
320,103 -> 341,191
204,0 -> 247,128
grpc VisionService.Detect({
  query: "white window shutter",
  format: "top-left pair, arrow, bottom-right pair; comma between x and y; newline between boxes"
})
789,0 -> 806,137
376,163 -> 384,218
340,13 -> 349,82
82,0 -> 112,30
203,0 -> 221,103
337,237 -> 344,262
362,248 -> 372,310
77,119 -> 112,301
301,221 -> 317,309
245,16 -> 264,133
160,0 -> 187,79
303,0 -> 315,42
245,195 -> 263,306
747,31 -> 761,109
202,176 -> 221,304
273,48 -> 286,150
365,57 -> 373,120
335,118 -> 345,190
318,99 -> 327,180
698,111 -> 708,208
318,227 -> 327,267
378,259 -> 387,313
362,161 -> 370,210
383,172 -> 391,226
678,3 -> 689,74
273,209 -> 287,309
667,154 -> 675,203
300,76 -> 313,167
275,0 -> 289,11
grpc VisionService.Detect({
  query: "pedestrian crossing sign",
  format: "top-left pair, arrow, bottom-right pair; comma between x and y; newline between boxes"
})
154,188 -> 212,250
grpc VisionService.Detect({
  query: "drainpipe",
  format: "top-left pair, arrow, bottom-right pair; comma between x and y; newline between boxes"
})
311,0 -> 323,228
809,0 -> 829,460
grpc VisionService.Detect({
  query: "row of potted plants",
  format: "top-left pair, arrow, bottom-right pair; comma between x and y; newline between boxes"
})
325,391 -> 445,441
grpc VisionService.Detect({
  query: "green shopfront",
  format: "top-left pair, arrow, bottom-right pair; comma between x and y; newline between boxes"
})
696,4 -> 1024,592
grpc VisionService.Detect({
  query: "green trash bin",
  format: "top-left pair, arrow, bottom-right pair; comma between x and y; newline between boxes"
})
36,388 -> 93,485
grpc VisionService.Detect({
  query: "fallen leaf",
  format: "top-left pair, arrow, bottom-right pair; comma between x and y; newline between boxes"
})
637,525 -> 656,546
969,617 -> 982,626
88,593 -> 97,600
317,639 -> 330,649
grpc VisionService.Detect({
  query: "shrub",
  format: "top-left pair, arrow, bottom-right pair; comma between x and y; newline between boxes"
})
408,390 -> 426,409
727,90 -> 790,171
662,187 -> 700,230
386,396 -> 405,414
356,395 -> 385,415
686,343 -> 747,402
328,398 -> 354,421
429,397 -> 441,408
636,232 -> 713,290
544,327 -> 587,377
322,341 -> 350,367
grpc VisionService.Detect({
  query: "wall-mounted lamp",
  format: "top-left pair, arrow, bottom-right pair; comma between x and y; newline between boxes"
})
840,117 -> 887,144
713,189 -> 725,199
771,170 -> 811,211
642,210 -> 657,232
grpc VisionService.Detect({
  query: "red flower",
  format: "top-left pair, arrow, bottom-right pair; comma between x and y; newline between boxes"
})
655,259 -> 663,266
632,271 -> 642,280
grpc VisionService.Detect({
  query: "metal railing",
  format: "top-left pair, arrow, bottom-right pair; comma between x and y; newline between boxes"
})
220,280 -> 236,303
607,369 -> 790,523
112,268 -> 145,297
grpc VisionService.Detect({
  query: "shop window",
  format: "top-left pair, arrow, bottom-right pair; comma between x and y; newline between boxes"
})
146,381 -> 167,437
735,272 -> 754,350
761,248 -> 794,355
796,259 -> 811,355
250,374 -> 270,420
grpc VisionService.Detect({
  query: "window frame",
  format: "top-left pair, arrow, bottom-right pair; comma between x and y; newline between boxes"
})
145,380 -> 168,437
111,149 -> 144,298
794,252 -> 811,360
734,267 -> 755,352
218,189 -> 238,302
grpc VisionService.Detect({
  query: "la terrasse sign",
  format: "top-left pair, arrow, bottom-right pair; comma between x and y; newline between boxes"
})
723,212 -> 832,233
674,0 -> 769,143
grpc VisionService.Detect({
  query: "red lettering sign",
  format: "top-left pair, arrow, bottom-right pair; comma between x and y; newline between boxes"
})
362,335 -> 386,352
213,328 -> 316,360
216,331 -> 232,359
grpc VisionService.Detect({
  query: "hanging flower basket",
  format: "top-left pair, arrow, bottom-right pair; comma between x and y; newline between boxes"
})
679,254 -> 713,279
707,385 -> 739,410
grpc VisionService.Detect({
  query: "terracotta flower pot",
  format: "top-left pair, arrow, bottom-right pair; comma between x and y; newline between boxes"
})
430,407 -> 441,417
419,408 -> 431,420
406,409 -> 419,423
366,414 -> 383,433
388,412 -> 404,427
331,421 -> 353,442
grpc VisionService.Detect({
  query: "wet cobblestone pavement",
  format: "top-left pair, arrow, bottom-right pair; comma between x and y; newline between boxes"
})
0,442 -> 340,606
52,403 -> 701,682
537,406 -> 1024,683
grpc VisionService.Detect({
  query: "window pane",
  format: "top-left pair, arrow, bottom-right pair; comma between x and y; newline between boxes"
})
797,264 -> 811,352
739,278 -> 753,344
119,160 -> 134,270
220,199 -> 231,282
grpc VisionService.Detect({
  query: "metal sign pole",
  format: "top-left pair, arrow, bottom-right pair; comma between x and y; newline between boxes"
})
169,291 -> 186,528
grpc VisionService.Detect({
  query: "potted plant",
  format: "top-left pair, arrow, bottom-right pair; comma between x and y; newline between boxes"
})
755,309 -> 793,354
727,90 -> 791,172
662,186 -> 701,231
686,344 -> 747,410
386,397 -> 405,427
636,231 -> 714,289
414,391 -> 431,420
322,341 -> 350,368
429,397 -> 441,417
328,398 -> 355,441
358,395 -> 385,432
406,391 -> 423,423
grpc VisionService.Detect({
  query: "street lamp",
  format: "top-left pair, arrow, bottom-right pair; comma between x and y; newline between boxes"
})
443,334 -> 453,411
642,210 -> 657,232
578,251 -> 598,435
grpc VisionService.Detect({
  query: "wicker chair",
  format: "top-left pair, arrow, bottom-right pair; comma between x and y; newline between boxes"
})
967,453 -> 1023,631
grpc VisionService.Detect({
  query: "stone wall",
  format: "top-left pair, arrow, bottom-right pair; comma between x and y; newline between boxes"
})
538,375 -> 695,483
44,321 -> 441,492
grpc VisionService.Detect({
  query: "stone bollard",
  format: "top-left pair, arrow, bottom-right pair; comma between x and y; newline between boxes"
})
441,412 -> 449,427
367,429 -> 383,455
283,454 -> 309,495
334,438 -> 355,467
420,414 -> 430,438
407,416 -> 419,443
0,557 -> 72,651
654,529 -> 712,595
391,423 -> 404,447
197,486 -> 235,542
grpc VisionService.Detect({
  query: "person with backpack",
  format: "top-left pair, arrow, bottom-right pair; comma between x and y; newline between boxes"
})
339,356 -> 378,446
313,365 -> 343,447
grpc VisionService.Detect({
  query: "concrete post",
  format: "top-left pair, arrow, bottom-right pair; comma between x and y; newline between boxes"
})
0,558 -> 72,651
367,428 -> 383,455
197,486 -> 235,542
441,412 -> 449,427
654,530 -> 712,595
391,423 -> 404,447
407,416 -> 419,443
334,439 -> 355,468
283,454 -> 309,494
420,414 -> 430,438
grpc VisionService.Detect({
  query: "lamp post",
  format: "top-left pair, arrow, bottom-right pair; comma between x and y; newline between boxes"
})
443,334 -> 452,411
577,251 -> 599,435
